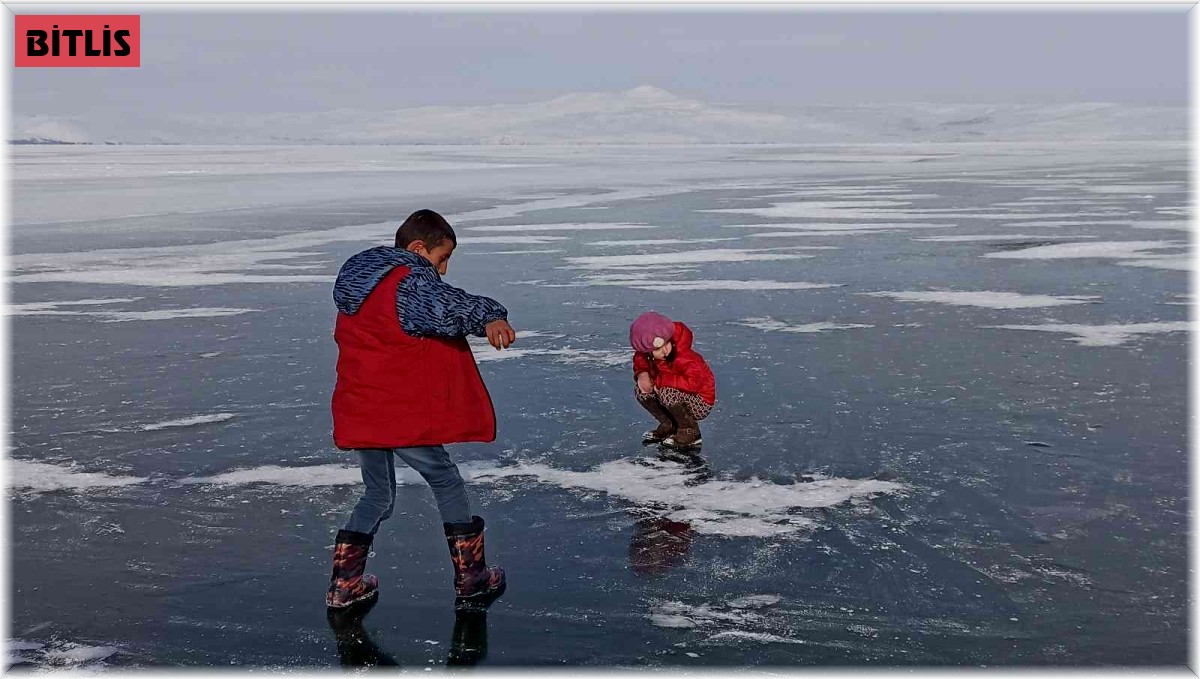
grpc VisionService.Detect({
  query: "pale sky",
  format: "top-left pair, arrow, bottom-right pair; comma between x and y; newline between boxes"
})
12,7 -> 1190,121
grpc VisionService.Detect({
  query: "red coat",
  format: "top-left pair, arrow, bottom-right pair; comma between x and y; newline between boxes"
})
332,266 -> 496,449
632,322 -> 716,405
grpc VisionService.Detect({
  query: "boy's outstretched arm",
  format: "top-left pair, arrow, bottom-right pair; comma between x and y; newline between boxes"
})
398,268 -> 514,346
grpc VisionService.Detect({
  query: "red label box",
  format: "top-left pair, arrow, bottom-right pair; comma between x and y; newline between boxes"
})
15,15 -> 140,67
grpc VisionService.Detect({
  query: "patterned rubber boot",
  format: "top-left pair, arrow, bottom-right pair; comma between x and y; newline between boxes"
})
444,516 -> 506,610
638,394 -> 677,443
326,529 -> 380,609
662,402 -> 702,449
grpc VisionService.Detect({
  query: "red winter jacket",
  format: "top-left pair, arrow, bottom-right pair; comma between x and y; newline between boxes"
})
632,321 -> 716,405
331,248 -> 504,449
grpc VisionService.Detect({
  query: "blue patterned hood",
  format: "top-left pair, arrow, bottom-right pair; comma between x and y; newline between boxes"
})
332,245 -> 507,339
333,246 -> 430,316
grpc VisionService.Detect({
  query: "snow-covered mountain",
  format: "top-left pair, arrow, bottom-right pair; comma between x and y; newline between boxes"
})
12,86 -> 1186,145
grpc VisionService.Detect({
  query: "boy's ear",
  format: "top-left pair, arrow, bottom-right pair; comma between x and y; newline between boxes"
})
405,241 -> 425,254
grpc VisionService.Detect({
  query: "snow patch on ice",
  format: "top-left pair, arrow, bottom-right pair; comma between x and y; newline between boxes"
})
141,413 -> 236,431
737,318 -> 874,333
471,345 -> 628,367
727,594 -> 783,609
983,240 -> 1183,261
1083,183 -> 1186,194
472,457 -> 904,537
706,630 -> 808,645
104,308 -> 255,322
8,460 -> 147,493
5,298 -> 141,314
586,238 -> 740,247
182,464 -> 362,487
44,644 -> 119,665
583,278 -> 840,292
724,222 -> 953,232
1119,255 -> 1192,271
1000,220 -> 1124,228
704,200 -> 928,220
986,322 -> 1192,347
459,249 -> 565,256
914,234 -> 1097,242
465,222 -> 654,233
648,597 -> 793,641
860,291 -> 1100,309
747,229 -> 894,238
563,248 -> 816,270
181,459 -> 505,487
7,303 -> 256,322
7,640 -> 120,671
456,235 -> 569,245
1126,220 -> 1191,231
706,200 -> 1116,222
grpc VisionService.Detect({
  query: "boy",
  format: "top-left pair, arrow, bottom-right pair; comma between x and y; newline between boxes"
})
326,209 -> 516,610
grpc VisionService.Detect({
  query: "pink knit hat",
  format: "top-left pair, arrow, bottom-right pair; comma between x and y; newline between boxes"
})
630,311 -> 675,353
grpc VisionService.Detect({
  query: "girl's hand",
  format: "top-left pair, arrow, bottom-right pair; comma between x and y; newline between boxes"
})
636,372 -> 653,394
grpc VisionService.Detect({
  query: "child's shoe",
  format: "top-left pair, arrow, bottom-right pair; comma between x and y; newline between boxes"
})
662,402 -> 702,449
327,529 -> 380,609
638,396 -> 677,443
444,516 -> 507,610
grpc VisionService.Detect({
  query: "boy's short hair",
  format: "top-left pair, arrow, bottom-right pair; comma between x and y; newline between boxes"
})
395,209 -> 457,250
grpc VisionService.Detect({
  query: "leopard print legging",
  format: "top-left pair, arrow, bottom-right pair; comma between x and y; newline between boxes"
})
636,386 -> 713,421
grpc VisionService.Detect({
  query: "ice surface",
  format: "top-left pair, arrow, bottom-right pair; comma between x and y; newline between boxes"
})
7,141 -> 1189,665
860,291 -> 1100,309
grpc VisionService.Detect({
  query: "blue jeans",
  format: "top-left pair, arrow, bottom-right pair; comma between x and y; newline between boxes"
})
343,446 -> 473,534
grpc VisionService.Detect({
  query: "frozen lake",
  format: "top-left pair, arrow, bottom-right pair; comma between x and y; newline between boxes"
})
6,142 -> 1189,668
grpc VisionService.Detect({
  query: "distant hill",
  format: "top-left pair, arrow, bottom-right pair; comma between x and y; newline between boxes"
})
12,87 -> 1187,145
9,138 -> 84,145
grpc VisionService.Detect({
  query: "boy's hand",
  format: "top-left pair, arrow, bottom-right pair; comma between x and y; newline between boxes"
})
636,372 -> 653,394
484,319 -> 517,350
